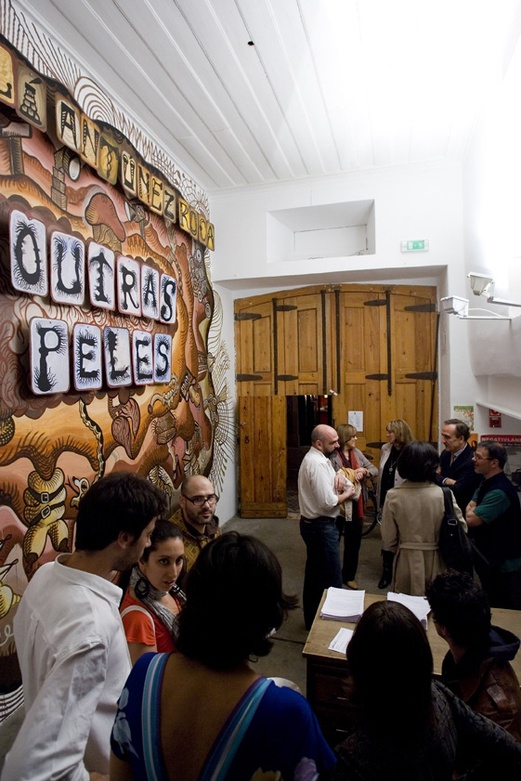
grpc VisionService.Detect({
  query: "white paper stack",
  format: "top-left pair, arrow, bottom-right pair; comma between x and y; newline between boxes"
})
386,592 -> 431,629
320,587 -> 365,621
328,627 -> 355,654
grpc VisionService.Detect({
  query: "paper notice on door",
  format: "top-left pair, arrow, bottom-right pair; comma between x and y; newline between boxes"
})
348,411 -> 363,431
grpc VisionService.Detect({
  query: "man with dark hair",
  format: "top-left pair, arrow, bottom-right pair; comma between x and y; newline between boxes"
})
171,474 -> 221,576
427,570 -> 521,740
3,471 -> 165,781
436,418 -> 482,514
467,441 -> 521,609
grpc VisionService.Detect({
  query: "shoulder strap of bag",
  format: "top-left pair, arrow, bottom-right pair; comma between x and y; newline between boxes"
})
441,486 -> 457,522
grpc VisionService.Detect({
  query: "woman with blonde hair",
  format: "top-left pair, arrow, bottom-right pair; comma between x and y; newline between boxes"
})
377,418 -> 414,588
331,424 -> 378,589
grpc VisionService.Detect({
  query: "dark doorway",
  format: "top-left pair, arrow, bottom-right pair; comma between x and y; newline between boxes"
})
286,395 -> 332,516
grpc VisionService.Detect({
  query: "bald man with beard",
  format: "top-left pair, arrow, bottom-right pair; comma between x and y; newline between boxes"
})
298,425 -> 355,629
171,475 -> 221,579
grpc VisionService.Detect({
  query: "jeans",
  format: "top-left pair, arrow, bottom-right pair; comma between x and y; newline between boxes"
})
300,517 -> 342,629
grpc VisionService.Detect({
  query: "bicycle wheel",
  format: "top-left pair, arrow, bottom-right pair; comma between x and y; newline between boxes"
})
361,483 -> 379,537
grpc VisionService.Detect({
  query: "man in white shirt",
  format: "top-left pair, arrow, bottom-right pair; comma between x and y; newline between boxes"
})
1,471 -> 165,781
298,424 -> 355,629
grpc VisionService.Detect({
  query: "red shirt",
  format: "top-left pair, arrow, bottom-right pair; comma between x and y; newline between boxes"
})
120,591 -> 181,653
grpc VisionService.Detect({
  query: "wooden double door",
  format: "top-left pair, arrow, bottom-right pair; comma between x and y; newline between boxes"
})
235,284 -> 439,517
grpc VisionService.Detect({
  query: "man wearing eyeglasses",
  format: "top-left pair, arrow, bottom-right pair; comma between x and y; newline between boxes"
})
466,441 -> 521,609
171,475 -> 221,576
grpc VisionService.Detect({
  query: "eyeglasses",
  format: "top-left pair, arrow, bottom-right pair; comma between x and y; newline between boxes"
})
184,494 -> 219,507
473,454 -> 491,461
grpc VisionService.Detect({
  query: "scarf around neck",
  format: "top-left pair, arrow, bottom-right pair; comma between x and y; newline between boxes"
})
130,564 -> 186,640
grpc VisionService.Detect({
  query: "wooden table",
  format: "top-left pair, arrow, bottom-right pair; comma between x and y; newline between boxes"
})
302,591 -> 521,747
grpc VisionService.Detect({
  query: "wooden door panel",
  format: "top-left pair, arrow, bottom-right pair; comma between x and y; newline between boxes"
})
235,300 -> 274,396
238,396 -> 287,517
334,290 -> 384,462
277,292 -> 332,395
389,292 -> 438,442
234,284 -> 439,512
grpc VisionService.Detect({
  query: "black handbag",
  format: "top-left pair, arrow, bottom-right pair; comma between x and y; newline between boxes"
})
438,487 -> 474,575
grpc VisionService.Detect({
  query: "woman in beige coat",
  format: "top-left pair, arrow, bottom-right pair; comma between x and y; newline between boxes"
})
381,441 -> 466,595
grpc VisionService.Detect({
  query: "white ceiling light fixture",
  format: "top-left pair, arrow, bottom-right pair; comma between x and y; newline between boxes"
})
467,272 -> 494,297
440,296 -> 469,316
440,296 -> 511,320
467,271 -> 521,307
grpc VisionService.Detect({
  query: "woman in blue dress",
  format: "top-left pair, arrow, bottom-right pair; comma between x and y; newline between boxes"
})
110,531 -> 336,781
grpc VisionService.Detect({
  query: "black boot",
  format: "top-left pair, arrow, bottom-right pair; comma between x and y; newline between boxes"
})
378,550 -> 395,589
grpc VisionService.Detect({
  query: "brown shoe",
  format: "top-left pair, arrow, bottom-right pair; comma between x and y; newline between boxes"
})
346,580 -> 358,590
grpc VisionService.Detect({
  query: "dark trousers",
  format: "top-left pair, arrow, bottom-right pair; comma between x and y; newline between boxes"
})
475,557 -> 521,610
337,518 -> 363,583
300,517 -> 342,630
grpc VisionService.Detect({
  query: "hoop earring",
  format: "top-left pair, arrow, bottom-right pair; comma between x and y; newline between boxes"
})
135,574 -> 150,599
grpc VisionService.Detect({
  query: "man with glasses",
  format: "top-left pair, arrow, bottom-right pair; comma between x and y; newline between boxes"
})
466,441 -> 521,609
171,475 -> 221,576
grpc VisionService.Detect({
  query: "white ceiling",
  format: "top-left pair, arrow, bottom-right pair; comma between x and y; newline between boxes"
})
11,0 -> 521,194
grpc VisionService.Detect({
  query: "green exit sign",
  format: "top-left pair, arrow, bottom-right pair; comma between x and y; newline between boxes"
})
401,239 -> 429,252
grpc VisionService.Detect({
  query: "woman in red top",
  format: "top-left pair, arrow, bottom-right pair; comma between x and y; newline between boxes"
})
120,519 -> 186,663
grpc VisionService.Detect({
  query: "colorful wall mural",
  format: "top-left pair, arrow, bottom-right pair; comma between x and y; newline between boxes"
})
0,24 -> 232,721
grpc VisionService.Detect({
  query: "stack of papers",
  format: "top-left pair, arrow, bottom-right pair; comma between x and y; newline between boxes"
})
387,592 -> 430,629
328,627 -> 354,654
320,587 -> 365,621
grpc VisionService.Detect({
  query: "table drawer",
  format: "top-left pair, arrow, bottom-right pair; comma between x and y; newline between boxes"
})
313,703 -> 355,748
312,671 -> 352,706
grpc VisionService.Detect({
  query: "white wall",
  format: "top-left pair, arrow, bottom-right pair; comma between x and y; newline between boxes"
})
210,163 -> 463,288
462,29 -> 521,431
209,161 -> 479,509
209,283 -> 237,524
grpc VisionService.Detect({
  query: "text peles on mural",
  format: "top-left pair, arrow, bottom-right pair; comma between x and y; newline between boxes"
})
0,36 -> 214,396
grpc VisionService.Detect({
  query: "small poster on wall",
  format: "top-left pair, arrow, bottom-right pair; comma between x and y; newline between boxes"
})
453,405 -> 474,431
489,409 -> 502,428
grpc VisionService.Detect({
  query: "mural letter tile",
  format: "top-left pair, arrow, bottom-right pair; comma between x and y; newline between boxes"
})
30,318 -> 70,394
73,323 -> 102,391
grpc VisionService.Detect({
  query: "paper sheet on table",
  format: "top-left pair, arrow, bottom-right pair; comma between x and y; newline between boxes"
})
320,587 -> 365,621
328,627 -> 354,654
387,592 -> 430,629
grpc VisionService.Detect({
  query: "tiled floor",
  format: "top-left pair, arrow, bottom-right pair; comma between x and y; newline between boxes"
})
223,515 -> 385,695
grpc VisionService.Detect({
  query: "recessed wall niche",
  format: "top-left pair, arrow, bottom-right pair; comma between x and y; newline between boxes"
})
267,200 -> 375,263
